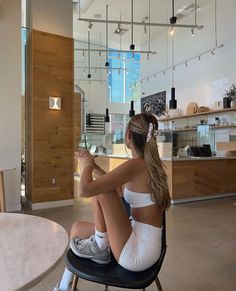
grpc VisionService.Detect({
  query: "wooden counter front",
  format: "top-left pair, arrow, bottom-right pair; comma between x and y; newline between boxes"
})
167,159 -> 236,200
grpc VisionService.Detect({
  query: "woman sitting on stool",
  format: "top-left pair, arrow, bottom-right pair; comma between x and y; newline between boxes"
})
54,112 -> 170,291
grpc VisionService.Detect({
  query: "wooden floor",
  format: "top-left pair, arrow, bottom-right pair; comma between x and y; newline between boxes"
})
22,196 -> 236,291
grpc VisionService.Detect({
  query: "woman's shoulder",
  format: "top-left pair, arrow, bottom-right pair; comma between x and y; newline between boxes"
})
121,157 -> 147,174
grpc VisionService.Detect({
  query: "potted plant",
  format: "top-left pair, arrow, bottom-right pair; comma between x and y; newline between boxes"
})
223,84 -> 236,108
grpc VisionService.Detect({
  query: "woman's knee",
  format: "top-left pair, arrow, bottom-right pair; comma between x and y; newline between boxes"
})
70,220 -> 94,239
97,191 -> 119,204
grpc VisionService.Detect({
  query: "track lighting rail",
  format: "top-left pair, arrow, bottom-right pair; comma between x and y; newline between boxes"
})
77,17 -> 203,30
75,48 -> 157,54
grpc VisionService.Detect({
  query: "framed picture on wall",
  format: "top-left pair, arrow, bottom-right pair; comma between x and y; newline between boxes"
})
141,91 -> 166,117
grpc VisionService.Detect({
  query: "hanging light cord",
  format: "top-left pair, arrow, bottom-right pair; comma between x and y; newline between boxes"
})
148,0 -> 151,56
172,0 -> 175,18
131,0 -> 134,45
214,0 -> 218,47
106,5 -> 109,64
194,0 -> 197,26
172,33 -> 175,87
88,29 -> 91,76
99,33 -> 102,83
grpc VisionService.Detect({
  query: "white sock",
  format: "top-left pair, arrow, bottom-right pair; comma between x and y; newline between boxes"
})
95,228 -> 109,250
59,267 -> 73,289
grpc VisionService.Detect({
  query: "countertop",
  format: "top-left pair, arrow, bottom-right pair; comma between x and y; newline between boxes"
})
162,156 -> 236,161
94,154 -> 236,161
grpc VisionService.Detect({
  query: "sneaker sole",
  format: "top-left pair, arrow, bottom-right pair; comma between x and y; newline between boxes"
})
70,241 -> 111,264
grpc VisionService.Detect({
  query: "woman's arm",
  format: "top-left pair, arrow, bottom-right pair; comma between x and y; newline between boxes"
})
79,156 -> 142,197
93,163 -> 106,178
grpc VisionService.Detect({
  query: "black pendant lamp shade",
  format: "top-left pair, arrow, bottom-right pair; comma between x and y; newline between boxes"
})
86,113 -> 92,126
129,101 -> 135,117
105,108 -> 110,123
169,87 -> 177,109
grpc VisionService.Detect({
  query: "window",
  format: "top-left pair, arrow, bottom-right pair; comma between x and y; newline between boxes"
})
108,51 -> 140,103
109,114 -> 129,144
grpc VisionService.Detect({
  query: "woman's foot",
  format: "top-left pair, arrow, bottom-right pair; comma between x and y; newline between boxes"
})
70,235 -> 111,264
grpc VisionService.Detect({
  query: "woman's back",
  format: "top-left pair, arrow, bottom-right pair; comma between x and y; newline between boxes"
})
125,158 -> 163,228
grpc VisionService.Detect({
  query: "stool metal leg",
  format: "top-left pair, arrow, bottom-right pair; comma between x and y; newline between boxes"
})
71,275 -> 79,291
155,277 -> 163,291
105,285 -> 109,291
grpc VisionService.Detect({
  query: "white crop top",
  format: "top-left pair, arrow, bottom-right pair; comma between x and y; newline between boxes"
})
123,187 -> 156,208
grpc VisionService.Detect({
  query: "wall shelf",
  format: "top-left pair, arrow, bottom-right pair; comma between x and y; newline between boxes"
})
159,125 -> 236,133
157,108 -> 236,122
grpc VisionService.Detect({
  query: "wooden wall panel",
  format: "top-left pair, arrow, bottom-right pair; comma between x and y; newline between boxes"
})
26,30 -> 74,204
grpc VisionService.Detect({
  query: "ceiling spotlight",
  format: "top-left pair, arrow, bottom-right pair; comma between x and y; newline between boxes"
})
173,66 -> 176,72
82,50 -> 85,59
191,27 -> 194,37
185,61 -> 188,67
198,55 -> 201,62
88,22 -> 93,31
163,70 -> 166,76
98,51 -> 102,59
197,25 -> 204,30
211,50 -> 215,57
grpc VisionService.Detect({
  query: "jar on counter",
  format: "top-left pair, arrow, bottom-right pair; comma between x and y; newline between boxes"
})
215,117 -> 220,126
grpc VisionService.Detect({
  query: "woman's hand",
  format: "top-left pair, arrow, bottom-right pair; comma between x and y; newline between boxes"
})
76,149 -> 95,171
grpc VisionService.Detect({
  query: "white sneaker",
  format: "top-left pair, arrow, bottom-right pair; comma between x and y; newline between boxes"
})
70,235 -> 111,264
53,283 -> 68,291
53,282 -> 77,291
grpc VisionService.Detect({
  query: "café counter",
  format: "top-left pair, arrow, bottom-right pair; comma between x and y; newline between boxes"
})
94,155 -> 236,203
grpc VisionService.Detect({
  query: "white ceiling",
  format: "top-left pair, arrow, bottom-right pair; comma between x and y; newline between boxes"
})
73,0 -> 213,48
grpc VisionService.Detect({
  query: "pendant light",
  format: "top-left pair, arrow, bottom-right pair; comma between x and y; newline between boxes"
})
169,0 -> 177,110
87,24 -> 91,79
129,100 -> 135,117
105,108 -> 110,122
105,5 -> 109,67
130,0 -> 135,50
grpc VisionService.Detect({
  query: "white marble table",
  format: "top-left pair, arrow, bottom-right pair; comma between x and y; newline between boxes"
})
0,213 -> 69,291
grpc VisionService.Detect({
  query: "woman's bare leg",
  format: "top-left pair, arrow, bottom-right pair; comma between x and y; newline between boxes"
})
96,191 -> 132,261
70,195 -> 106,239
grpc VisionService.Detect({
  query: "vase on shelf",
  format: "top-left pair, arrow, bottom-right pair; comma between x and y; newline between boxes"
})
223,97 -> 231,109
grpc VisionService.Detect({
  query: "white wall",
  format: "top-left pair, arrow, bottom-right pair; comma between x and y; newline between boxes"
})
0,0 -> 21,211
29,0 -> 73,37
140,0 -> 236,113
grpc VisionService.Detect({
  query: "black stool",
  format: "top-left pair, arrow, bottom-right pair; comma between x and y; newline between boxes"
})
65,212 -> 166,291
